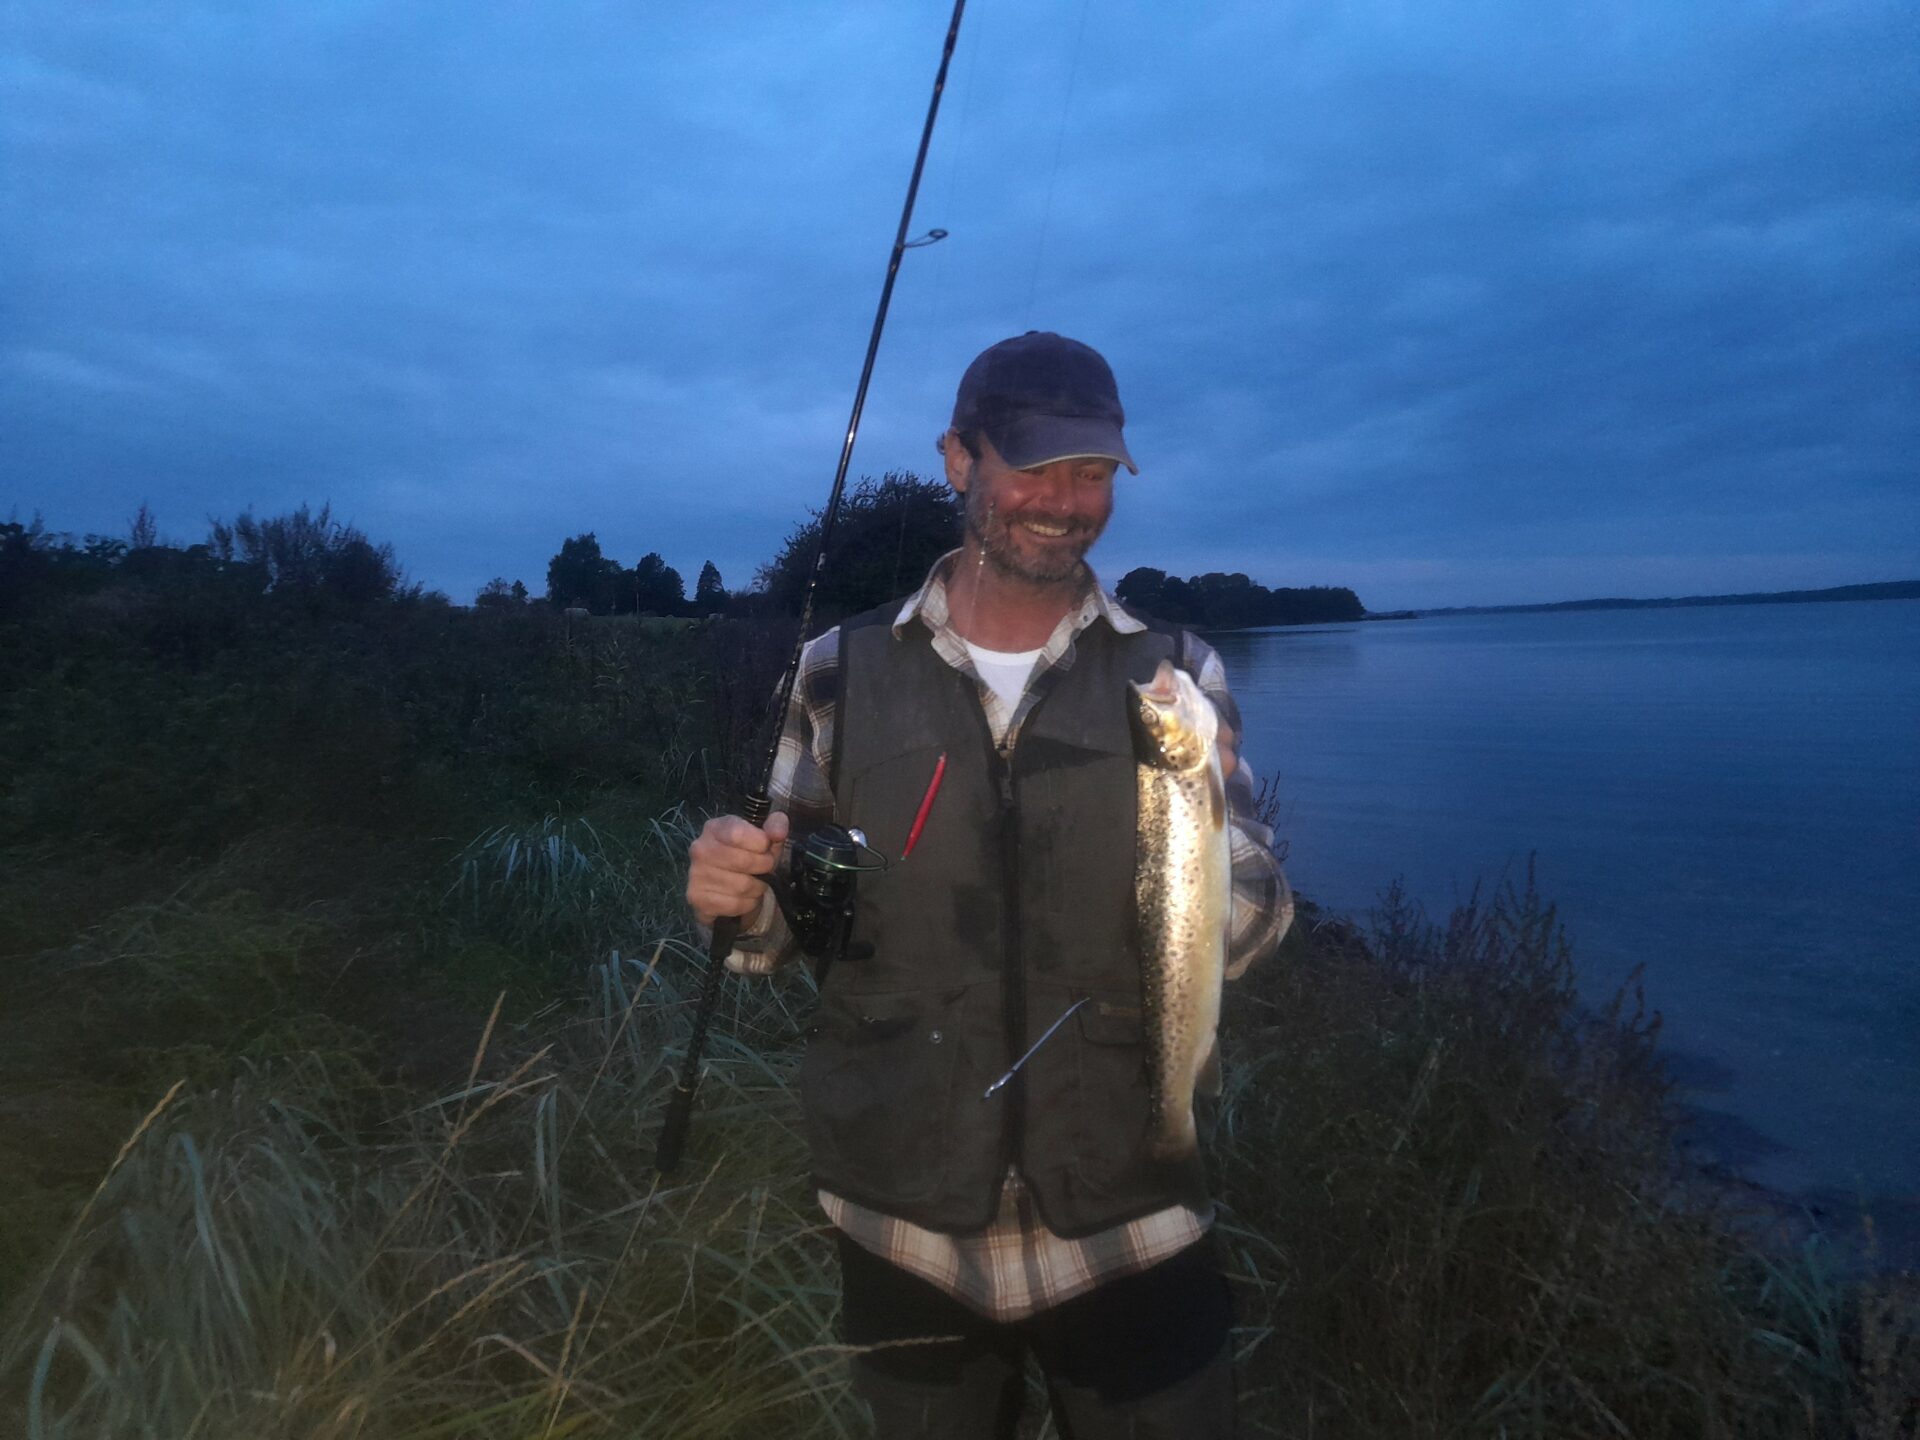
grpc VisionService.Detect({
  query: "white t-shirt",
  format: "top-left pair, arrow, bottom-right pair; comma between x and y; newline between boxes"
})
964,640 -> 1042,714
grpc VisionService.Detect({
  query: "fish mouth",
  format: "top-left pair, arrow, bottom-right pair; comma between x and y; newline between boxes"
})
1137,659 -> 1180,704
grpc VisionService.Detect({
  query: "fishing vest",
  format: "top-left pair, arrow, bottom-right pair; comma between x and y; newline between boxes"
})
797,599 -> 1212,1236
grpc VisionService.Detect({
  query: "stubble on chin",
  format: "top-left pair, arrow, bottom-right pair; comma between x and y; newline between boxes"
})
967,495 -> 1095,589
984,543 -> 1086,588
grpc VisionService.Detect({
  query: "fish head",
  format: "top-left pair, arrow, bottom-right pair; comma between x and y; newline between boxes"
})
1128,658 -> 1220,772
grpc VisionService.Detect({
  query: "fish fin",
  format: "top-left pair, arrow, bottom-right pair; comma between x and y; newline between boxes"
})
1206,758 -> 1226,829
1148,1117 -> 1201,1163
1198,1039 -> 1222,1097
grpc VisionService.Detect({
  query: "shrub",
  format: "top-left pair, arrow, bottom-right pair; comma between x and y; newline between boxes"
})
1212,876 -> 1891,1437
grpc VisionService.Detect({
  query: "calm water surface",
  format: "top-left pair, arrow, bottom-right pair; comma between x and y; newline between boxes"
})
1211,600 -> 1920,1202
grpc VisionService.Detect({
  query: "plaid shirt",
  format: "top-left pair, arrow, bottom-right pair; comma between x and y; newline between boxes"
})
727,552 -> 1293,1320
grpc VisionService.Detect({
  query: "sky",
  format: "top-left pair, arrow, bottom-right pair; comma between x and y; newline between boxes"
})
4,0 -> 1916,612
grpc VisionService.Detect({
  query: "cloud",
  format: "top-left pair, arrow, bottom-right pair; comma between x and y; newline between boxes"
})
2,0 -> 1914,608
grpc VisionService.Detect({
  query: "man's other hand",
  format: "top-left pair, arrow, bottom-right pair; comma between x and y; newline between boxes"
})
687,812 -> 791,927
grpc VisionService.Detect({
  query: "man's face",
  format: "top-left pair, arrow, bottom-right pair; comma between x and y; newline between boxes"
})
946,432 -> 1117,587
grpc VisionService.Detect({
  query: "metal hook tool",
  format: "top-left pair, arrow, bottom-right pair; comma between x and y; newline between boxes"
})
982,998 -> 1089,1100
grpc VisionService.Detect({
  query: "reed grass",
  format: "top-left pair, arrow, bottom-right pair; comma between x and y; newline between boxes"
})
2,953 -> 859,1439
6,868 -> 1914,1436
1213,878 -> 1919,1438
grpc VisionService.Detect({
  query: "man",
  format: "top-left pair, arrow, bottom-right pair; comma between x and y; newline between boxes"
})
686,331 -> 1292,1438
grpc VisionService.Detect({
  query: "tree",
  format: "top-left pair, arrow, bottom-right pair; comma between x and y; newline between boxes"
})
1116,566 -> 1172,617
1119,566 -> 1363,628
1189,571 -> 1260,629
694,560 -> 727,613
755,471 -> 961,618
207,503 -> 400,605
546,533 -> 625,613
325,535 -> 399,604
475,577 -> 521,609
128,502 -> 159,550
631,552 -> 686,616
0,515 -> 54,620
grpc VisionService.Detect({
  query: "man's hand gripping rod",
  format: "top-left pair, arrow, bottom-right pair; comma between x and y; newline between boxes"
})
654,0 -> 969,1175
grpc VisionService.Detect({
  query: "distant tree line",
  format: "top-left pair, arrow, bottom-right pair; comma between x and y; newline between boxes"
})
5,486 -> 1359,638
1413,578 -> 1920,618
1116,569 -> 1365,629
1,502 -> 425,623
487,473 -> 956,626
512,536 -> 727,618
727,469 -> 1362,630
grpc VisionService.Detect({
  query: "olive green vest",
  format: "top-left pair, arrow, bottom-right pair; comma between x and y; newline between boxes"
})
797,600 -> 1210,1236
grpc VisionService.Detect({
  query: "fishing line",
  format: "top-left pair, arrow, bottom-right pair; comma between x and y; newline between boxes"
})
926,0 -> 983,271
921,0 -> 990,353
889,480 -> 910,600
957,498 -> 993,643
1022,0 -> 1095,324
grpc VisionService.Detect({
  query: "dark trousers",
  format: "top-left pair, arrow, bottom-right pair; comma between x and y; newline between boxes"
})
838,1233 -> 1236,1439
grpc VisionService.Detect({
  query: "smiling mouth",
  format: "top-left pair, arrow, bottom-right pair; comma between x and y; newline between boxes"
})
1018,520 -> 1073,538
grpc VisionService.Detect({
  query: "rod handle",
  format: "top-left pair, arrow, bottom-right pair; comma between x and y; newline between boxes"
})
653,1079 -> 697,1175
652,912 -> 741,1174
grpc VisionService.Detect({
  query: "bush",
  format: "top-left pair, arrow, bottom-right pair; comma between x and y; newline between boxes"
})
1211,876 -> 1902,1437
753,472 -> 960,621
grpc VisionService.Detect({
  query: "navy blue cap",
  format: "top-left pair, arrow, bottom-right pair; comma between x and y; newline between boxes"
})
951,331 -> 1138,474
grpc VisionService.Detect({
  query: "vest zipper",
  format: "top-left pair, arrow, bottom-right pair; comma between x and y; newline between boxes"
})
990,657 -> 1068,1188
989,736 -> 1026,1183
969,645 -> 1064,1208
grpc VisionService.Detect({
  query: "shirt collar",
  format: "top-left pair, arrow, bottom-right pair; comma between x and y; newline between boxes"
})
891,548 -> 1148,643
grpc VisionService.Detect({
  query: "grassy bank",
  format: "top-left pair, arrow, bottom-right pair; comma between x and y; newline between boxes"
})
1,589 -> 1914,1436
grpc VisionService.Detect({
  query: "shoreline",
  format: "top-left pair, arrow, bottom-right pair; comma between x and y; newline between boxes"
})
1291,893 -> 1918,1280
1381,579 -> 1920,621
1666,1103 -> 1920,1280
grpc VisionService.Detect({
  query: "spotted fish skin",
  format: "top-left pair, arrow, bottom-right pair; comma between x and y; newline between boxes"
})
1129,658 -> 1231,1162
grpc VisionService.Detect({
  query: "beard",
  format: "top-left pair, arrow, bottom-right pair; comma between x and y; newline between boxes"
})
964,484 -> 1104,588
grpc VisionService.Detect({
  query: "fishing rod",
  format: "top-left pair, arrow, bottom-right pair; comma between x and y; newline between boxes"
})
654,0 -> 969,1175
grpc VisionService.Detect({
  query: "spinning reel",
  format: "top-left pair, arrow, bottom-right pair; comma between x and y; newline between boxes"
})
769,824 -> 888,971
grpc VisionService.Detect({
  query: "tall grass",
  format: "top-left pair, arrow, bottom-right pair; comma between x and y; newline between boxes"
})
1213,878 -> 1919,1438
5,867 -> 1914,1436
2,954 -> 856,1439
448,817 -> 642,958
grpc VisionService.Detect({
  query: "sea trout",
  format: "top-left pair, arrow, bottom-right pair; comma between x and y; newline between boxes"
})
1129,658 -> 1232,1161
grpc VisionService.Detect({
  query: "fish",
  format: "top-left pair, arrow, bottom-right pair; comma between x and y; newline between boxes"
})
1128,657 -> 1232,1162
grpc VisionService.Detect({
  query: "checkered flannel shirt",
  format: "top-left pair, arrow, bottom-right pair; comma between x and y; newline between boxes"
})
725,552 -> 1293,1321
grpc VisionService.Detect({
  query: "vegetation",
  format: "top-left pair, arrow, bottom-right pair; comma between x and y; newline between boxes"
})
1416,579 -> 1920,618
1,509 -> 1914,1437
1,505 -> 419,626
1220,886 -> 1917,1437
475,577 -> 530,609
1117,567 -> 1366,629
541,534 -> 708,617
694,560 -> 729,614
753,472 -> 962,620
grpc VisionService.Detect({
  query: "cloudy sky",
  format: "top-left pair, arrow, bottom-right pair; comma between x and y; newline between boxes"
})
5,0 -> 1916,611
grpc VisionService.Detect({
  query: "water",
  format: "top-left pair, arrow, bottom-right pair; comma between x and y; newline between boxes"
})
1211,599 -> 1920,1204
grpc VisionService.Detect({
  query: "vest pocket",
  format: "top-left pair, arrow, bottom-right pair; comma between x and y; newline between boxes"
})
799,987 -> 964,1205
1064,989 -> 1155,1192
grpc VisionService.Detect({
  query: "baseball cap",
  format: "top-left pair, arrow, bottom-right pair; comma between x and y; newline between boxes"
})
950,331 -> 1138,474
